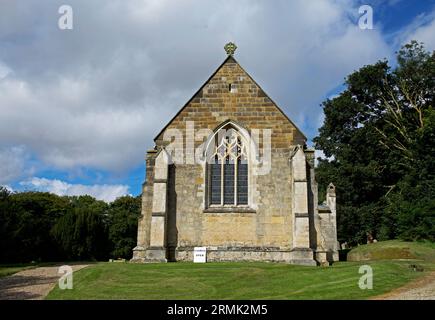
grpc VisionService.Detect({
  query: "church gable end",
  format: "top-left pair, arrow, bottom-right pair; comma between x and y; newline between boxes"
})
132,44 -> 339,267
154,55 -> 306,149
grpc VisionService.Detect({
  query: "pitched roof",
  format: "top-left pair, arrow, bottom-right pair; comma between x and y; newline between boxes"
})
154,55 -> 307,141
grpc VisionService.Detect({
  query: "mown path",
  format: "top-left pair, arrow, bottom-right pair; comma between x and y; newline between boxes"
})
0,264 -> 88,300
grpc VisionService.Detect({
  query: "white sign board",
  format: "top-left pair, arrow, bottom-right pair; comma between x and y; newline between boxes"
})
193,247 -> 207,263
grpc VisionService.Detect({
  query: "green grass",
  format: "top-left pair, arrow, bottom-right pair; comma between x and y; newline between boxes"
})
347,240 -> 435,270
46,241 -> 435,300
45,261 -> 421,300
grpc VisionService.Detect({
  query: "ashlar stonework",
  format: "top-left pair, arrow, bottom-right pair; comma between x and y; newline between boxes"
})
132,46 -> 339,266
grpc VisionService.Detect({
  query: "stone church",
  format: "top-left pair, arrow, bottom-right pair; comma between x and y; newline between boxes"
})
132,43 -> 338,266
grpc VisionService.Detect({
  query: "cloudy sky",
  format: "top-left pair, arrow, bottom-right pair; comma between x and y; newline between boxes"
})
1,0 -> 434,201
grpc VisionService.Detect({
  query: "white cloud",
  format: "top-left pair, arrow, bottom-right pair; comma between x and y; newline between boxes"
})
20,177 -> 129,202
391,9 -> 435,51
314,149 -> 325,167
0,145 -> 33,185
0,0 -> 393,181
314,149 -> 336,167
404,14 -> 435,50
0,61 -> 11,79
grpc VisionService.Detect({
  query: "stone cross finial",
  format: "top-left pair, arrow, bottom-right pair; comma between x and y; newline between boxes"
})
224,42 -> 237,56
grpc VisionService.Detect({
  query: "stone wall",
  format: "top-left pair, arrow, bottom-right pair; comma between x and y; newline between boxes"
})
170,153 -> 294,253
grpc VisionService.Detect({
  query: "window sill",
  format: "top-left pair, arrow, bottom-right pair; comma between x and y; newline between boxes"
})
204,207 -> 256,214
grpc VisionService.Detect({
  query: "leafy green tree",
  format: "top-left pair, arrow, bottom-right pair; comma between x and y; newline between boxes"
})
0,190 -> 69,262
0,187 -> 15,262
51,196 -> 109,260
0,188 -> 143,263
107,195 -> 141,259
314,41 -> 434,244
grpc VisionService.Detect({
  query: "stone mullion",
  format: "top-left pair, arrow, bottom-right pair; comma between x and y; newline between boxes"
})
220,158 -> 224,206
234,157 -> 238,206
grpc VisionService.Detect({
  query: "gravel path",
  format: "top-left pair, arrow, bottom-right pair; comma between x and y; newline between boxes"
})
0,264 -> 88,300
373,271 -> 435,300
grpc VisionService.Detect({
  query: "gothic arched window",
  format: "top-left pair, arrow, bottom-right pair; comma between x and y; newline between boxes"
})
208,126 -> 248,206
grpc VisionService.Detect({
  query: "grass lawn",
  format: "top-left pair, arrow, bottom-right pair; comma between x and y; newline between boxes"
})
45,262 -> 423,300
46,241 -> 434,300
348,240 -> 435,269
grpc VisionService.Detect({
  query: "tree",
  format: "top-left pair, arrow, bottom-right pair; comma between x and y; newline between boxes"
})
0,190 -> 69,262
51,195 -> 109,260
314,41 -> 435,244
107,195 -> 141,259
0,188 -> 143,263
